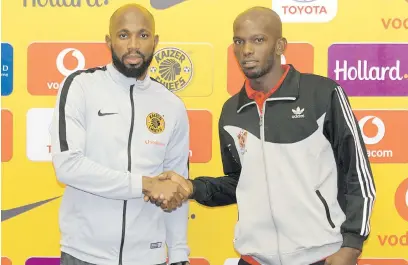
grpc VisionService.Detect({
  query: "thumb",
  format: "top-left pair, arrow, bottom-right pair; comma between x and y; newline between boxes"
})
177,183 -> 191,199
158,172 -> 171,180
178,179 -> 191,192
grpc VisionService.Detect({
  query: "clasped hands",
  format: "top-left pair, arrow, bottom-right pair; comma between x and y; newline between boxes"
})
143,171 -> 193,211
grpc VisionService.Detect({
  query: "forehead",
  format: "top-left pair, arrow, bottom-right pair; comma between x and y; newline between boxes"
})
234,16 -> 273,38
112,11 -> 153,33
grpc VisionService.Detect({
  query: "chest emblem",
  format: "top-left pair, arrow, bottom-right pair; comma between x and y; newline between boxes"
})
237,130 -> 248,155
146,112 -> 165,134
292,106 -> 305,119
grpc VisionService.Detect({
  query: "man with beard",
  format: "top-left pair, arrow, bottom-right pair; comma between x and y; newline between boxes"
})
146,6 -> 376,265
50,3 -> 191,265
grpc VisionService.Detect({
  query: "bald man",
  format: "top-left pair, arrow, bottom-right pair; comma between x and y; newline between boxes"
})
51,4 -> 191,265
145,6 -> 376,265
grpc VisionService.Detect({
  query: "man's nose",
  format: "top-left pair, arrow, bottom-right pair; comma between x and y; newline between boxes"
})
243,43 -> 254,56
128,36 -> 141,50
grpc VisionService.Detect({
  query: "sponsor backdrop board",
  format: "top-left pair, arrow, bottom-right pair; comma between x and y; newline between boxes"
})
1,0 -> 408,264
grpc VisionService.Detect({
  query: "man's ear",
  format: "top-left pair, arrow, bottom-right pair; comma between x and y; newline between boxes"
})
105,34 -> 112,50
154,34 -> 159,50
276,37 -> 287,56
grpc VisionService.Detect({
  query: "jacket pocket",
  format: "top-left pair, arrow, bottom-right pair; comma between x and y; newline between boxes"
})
315,190 -> 335,228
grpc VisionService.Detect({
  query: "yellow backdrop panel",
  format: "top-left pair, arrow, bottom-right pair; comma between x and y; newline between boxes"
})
1,0 -> 407,264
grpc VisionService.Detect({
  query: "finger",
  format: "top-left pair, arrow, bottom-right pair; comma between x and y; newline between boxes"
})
149,195 -> 157,204
174,193 -> 184,207
161,202 -> 167,210
167,203 -> 176,212
165,201 -> 173,212
155,199 -> 162,207
164,198 -> 176,211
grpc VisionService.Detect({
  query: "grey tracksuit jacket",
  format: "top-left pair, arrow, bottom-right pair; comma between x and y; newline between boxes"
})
50,63 -> 190,265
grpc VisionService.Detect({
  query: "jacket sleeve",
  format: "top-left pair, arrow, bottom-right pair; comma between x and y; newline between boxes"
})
190,108 -> 241,207
163,104 -> 190,264
50,75 -> 143,200
323,85 -> 376,251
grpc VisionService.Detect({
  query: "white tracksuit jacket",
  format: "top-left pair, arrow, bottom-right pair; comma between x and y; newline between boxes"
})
50,63 -> 190,265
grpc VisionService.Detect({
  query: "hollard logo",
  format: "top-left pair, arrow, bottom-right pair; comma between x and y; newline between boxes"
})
334,60 -> 408,81
23,0 -> 109,7
327,44 -> 408,96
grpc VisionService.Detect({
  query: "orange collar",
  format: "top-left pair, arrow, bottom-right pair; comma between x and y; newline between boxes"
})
245,65 -> 290,99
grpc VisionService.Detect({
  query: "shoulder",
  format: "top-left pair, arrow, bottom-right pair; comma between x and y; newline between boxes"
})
57,66 -> 107,103
299,72 -> 339,94
220,92 -> 241,118
60,66 -> 108,89
298,72 -> 345,106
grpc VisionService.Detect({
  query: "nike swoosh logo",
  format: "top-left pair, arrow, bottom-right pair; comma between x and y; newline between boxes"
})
1,196 -> 60,222
98,110 -> 118,116
150,0 -> 186,9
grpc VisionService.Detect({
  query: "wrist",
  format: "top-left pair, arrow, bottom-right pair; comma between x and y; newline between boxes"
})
341,247 -> 361,258
187,180 -> 194,199
341,232 -> 365,251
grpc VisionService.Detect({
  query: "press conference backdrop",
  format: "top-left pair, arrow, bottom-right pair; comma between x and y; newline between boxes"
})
1,0 -> 408,264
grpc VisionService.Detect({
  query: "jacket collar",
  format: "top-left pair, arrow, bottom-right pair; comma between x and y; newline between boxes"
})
237,64 -> 301,113
107,63 -> 152,90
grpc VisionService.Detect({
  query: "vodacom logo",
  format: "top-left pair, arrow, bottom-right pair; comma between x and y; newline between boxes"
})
358,115 -> 385,145
56,48 -> 86,77
395,178 -> 408,222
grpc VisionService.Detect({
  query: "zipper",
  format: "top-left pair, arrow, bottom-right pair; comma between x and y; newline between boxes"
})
118,84 -> 135,265
257,102 -> 283,264
315,190 -> 335,228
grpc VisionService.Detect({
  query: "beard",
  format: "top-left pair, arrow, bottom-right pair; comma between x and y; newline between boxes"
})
242,50 -> 276,79
111,47 -> 154,79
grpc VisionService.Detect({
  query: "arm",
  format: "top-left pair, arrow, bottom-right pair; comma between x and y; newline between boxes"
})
190,109 -> 242,207
163,104 -> 190,264
323,85 -> 376,251
51,75 -> 143,200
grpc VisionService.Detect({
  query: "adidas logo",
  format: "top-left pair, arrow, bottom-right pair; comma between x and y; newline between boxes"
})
292,106 -> 305,119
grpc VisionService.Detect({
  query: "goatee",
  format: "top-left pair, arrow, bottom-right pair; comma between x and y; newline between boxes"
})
111,47 -> 154,79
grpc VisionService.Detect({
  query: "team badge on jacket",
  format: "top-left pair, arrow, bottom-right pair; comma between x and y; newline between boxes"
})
237,130 -> 248,155
146,112 -> 165,134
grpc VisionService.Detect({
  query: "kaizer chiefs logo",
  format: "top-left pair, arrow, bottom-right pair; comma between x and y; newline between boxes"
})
146,112 -> 165,134
150,47 -> 193,92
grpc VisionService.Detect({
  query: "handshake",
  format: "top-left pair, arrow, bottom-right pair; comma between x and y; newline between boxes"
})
142,171 -> 193,211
